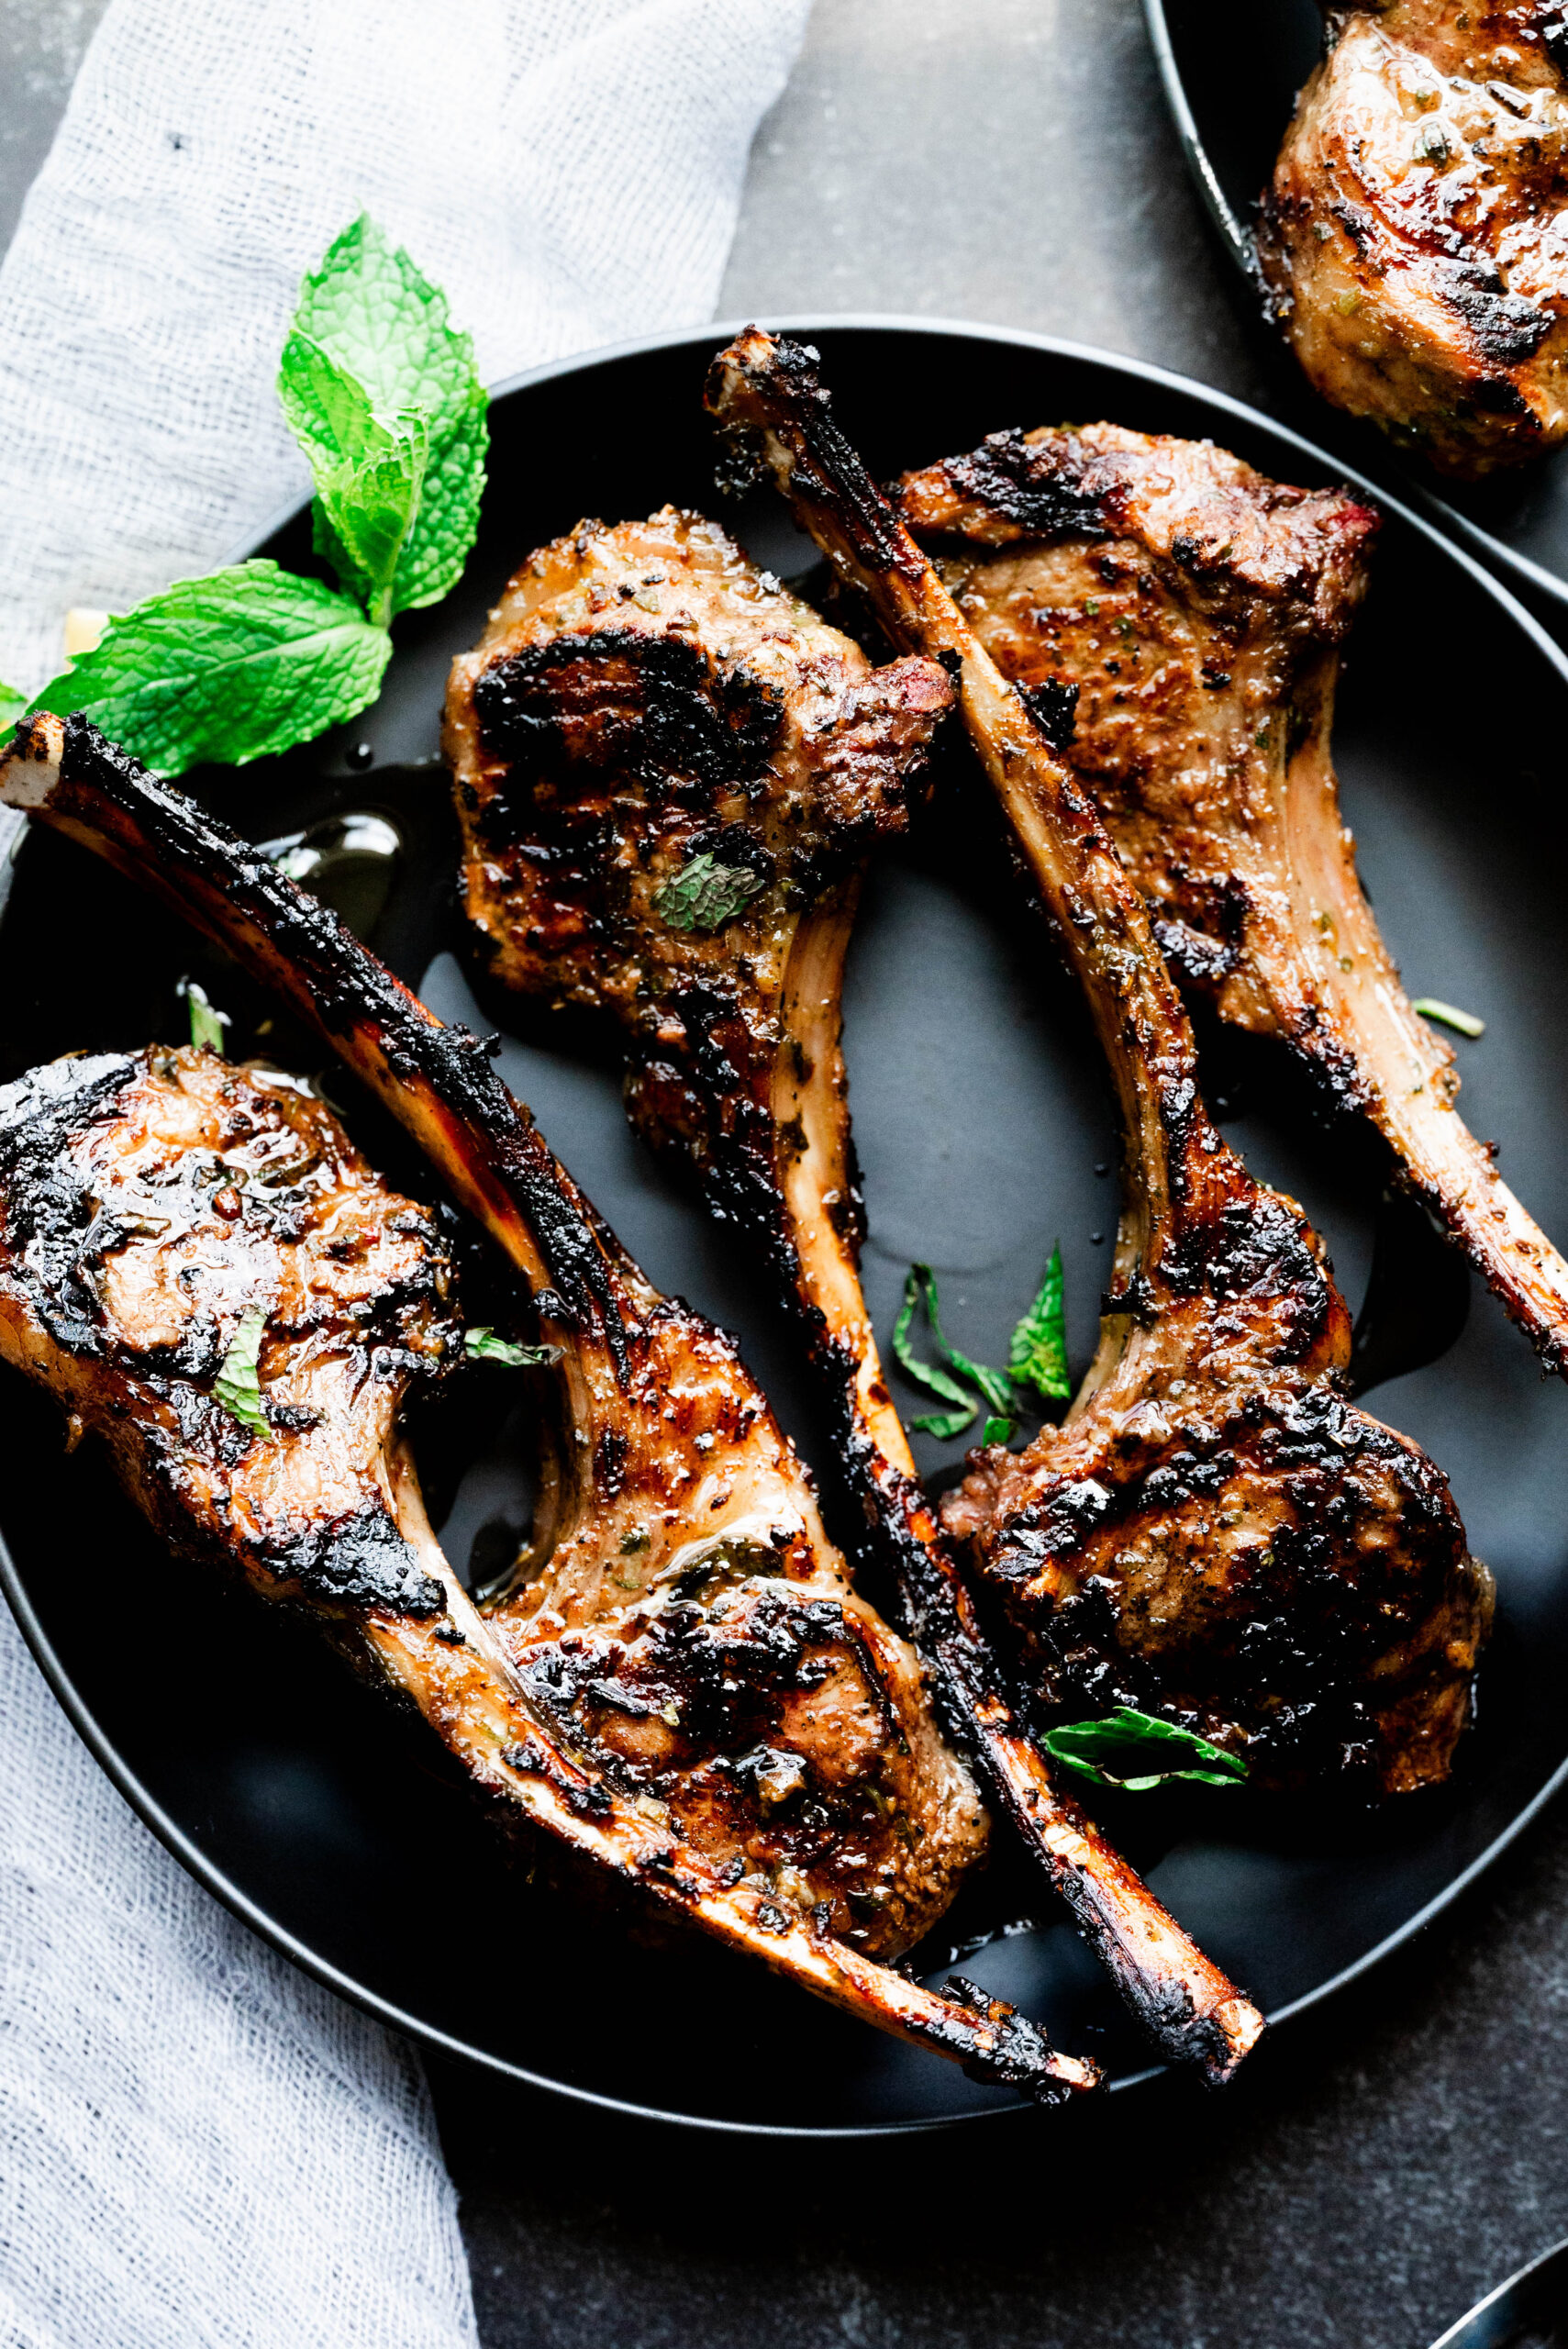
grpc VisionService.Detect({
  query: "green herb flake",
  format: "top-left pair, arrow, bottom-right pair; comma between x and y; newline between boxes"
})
654,852 -> 767,934
1413,996 -> 1485,1040
213,1308 -> 271,1441
0,680 -> 28,731
1009,1243 -> 1070,1404
980,1415 -> 1013,1446
30,562 -> 392,775
463,1326 -> 562,1369
283,215 -> 487,618
1041,1705 -> 1248,1792
182,978 -> 229,1055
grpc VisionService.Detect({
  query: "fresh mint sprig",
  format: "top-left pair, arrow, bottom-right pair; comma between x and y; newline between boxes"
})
279,215 -> 487,623
26,215 -> 486,775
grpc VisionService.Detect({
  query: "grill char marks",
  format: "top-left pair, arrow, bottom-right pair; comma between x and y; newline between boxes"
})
707,327 -> 1490,1807
446,509 -> 947,1216
447,505 -> 1272,2086
0,716 -> 1098,2106
445,507 -> 959,1652
1258,0 -> 1568,475
0,1046 -> 457,1619
898,419 -> 1568,1383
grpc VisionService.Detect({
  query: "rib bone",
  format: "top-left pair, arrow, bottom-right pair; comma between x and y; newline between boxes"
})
0,708 -> 1097,2106
444,506 -> 1266,2083
706,329 -> 1490,1806
892,418 -> 1568,1382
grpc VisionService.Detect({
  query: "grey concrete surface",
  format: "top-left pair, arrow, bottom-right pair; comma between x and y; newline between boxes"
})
2,4 -> 1562,2346
0,0 -> 106,252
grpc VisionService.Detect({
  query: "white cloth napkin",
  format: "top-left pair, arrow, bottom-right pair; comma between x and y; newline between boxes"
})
0,3 -> 808,2343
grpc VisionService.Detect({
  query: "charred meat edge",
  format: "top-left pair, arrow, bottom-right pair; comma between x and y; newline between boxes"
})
446,516 -> 1263,2086
703,342 -> 1277,2086
0,708 -> 1096,2107
895,417 -> 1568,1385
706,334 -> 1484,1821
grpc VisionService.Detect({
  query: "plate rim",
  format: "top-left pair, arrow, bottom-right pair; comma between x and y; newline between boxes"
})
1138,0 -> 1568,613
6,310 -> 1568,2137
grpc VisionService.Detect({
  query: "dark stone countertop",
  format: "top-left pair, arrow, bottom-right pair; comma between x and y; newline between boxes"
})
4,4 -> 1562,2343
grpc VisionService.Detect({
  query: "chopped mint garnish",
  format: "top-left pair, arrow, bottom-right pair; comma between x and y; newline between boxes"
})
1009,1243 -> 1070,1404
893,1263 -> 1015,1441
464,1326 -> 562,1369
654,852 -> 767,934
214,1307 -> 270,1440
182,978 -> 229,1054
1413,997 -> 1485,1040
1041,1705 -> 1248,1792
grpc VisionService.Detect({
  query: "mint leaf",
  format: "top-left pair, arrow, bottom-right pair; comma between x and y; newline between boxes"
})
1413,996 -> 1485,1040
893,1263 -> 1017,1442
1041,1706 -> 1248,1792
30,562 -> 391,774
654,852 -> 768,934
279,333 -> 428,625
286,216 -> 487,618
1010,1243 -> 1070,1404
464,1325 -> 562,1368
181,978 -> 229,1054
910,1261 -> 1015,1417
0,680 -> 28,731
214,1307 -> 270,1440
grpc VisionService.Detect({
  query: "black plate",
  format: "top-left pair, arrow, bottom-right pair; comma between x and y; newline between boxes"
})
1429,2236 -> 1568,2348
1143,0 -> 1568,616
5,320 -> 1568,2135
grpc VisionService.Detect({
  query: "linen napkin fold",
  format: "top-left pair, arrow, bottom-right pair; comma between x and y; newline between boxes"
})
0,2 -> 808,2342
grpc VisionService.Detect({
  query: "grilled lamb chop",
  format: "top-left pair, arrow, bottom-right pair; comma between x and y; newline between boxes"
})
892,418 -> 1568,1381
1259,1 -> 1568,476
706,329 -> 1491,1800
0,712 -> 1097,2106
445,509 -> 1267,2083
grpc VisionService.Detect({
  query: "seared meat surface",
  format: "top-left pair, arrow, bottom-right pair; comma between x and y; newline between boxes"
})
896,420 -> 1568,1382
447,507 -> 948,1532
1260,1 -> 1568,475
447,509 -> 1266,2082
0,712 -> 1096,2106
708,329 -> 1492,1800
0,1044 -> 460,1619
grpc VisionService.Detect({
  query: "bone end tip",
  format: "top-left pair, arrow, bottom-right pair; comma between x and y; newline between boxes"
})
1198,1994 -> 1267,2087
0,708 -> 64,812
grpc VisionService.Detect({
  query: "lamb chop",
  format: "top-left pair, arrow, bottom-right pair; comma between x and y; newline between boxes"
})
706,330 -> 1491,1800
891,417 -> 1568,1383
0,709 -> 1099,2106
1258,1 -> 1568,476
445,508 -> 1267,2083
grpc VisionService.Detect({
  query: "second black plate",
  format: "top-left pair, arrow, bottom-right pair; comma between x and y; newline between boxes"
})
4,320 -> 1568,2132
1143,0 -> 1568,617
